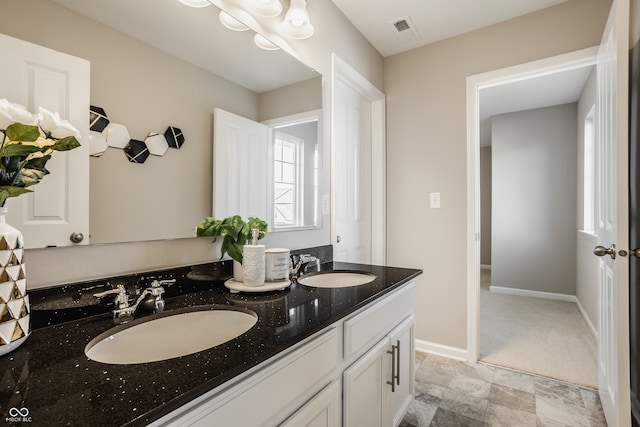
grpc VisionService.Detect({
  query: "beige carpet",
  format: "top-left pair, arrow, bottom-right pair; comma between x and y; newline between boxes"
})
479,270 -> 598,389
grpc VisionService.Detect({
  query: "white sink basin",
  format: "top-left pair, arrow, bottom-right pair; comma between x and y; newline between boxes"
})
297,271 -> 377,288
85,306 -> 257,364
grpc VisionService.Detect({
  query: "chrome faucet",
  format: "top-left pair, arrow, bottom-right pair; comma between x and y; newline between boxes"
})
93,279 -> 176,318
290,254 -> 319,279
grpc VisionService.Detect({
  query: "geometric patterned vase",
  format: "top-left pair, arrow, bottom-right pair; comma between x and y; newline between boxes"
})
0,206 -> 29,357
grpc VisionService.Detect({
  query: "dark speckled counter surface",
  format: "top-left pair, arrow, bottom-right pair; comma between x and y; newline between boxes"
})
0,254 -> 421,426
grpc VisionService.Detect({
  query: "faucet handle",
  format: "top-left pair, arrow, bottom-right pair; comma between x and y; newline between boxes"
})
150,279 -> 176,287
93,285 -> 129,309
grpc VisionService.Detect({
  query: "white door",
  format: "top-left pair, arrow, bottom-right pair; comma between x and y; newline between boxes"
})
0,33 -> 90,248
593,1 -> 632,425
213,108 -> 268,220
334,77 -> 372,264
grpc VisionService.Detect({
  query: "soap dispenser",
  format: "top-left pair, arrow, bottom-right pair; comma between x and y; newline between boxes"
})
242,228 -> 265,287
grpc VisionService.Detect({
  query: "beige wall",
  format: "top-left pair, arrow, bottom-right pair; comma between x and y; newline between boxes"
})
385,0 -> 611,349
0,0 -> 382,288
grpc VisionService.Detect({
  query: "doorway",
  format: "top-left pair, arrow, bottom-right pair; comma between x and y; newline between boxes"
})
466,47 -> 600,365
478,100 -> 598,387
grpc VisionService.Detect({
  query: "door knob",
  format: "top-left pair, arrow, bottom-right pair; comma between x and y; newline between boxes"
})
594,244 -> 616,259
69,232 -> 84,243
618,248 -> 640,258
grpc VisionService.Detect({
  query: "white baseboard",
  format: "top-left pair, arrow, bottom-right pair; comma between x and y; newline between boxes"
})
576,298 -> 598,339
480,264 -> 491,270
489,285 -> 576,302
415,339 -> 467,361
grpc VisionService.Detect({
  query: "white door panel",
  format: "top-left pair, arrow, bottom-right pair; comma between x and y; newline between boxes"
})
595,1 -> 631,425
213,108 -> 268,220
334,78 -> 372,264
0,33 -> 90,248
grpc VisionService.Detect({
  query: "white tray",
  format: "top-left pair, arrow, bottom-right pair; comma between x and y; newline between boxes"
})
224,278 -> 291,293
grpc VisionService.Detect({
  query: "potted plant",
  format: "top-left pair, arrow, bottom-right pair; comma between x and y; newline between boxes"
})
196,215 -> 268,281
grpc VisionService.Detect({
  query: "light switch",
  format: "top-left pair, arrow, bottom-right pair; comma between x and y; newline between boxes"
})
322,194 -> 330,215
429,192 -> 441,209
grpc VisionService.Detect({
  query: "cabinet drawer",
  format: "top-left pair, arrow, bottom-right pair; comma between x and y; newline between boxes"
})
343,282 -> 414,361
159,328 -> 338,427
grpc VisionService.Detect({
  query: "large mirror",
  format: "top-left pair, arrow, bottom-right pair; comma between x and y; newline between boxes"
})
0,0 -> 322,246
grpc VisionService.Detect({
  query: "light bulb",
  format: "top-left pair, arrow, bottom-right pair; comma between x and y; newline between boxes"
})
254,34 -> 280,50
282,0 -> 313,39
219,11 -> 250,31
178,0 -> 211,8
244,0 -> 282,17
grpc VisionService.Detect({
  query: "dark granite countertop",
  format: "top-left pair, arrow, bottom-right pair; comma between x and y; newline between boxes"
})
0,258 -> 421,426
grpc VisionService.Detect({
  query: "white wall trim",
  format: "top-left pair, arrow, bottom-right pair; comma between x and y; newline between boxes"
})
331,54 -> 386,265
415,339 -> 468,362
466,46 -> 599,365
576,297 -> 599,339
488,286 -> 576,301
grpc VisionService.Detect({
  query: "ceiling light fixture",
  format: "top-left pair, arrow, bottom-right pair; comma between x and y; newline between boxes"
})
281,0 -> 314,39
178,0 -> 211,8
244,0 -> 283,18
254,34 -> 280,51
219,11 -> 250,31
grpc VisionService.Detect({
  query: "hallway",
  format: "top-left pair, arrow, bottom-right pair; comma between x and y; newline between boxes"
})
479,270 -> 598,388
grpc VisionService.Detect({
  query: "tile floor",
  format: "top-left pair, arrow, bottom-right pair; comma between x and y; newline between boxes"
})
400,352 -> 608,426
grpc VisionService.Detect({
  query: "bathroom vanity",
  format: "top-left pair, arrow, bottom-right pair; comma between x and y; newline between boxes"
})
0,254 -> 421,426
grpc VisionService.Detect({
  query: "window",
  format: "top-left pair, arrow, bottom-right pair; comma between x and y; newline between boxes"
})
273,132 -> 303,227
583,106 -> 596,233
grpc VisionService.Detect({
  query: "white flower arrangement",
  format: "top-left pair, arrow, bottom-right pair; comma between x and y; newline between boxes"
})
0,99 -> 81,206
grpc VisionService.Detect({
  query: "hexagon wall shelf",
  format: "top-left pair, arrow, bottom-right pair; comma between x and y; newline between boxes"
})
89,106 -> 109,132
105,123 -> 131,149
89,105 -> 185,164
165,127 -> 185,149
88,131 -> 108,157
145,133 -> 169,156
124,139 -> 150,164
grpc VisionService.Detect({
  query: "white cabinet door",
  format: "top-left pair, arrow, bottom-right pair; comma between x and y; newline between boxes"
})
343,312 -> 416,427
280,381 -> 341,427
389,315 -> 415,427
343,338 -> 389,427
0,33 -> 90,248
213,108 -> 268,220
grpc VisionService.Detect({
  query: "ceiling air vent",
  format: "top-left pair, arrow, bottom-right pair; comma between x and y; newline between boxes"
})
389,16 -> 420,43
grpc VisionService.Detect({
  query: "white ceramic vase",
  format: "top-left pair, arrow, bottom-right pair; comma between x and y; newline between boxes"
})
233,260 -> 244,282
0,206 -> 30,356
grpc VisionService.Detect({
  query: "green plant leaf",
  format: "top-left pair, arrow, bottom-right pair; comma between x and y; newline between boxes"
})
247,217 -> 268,239
50,136 -> 81,151
24,154 -> 51,170
5,123 -> 39,142
0,186 -> 32,207
222,233 -> 243,263
196,216 -> 222,237
0,144 -> 40,158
